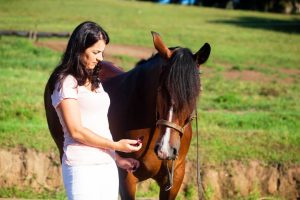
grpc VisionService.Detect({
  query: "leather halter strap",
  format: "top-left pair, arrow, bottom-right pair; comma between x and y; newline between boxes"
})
156,111 -> 196,136
156,111 -> 196,191
156,119 -> 184,135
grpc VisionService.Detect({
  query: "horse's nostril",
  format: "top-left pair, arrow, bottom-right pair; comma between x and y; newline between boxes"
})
173,148 -> 177,156
154,144 -> 159,153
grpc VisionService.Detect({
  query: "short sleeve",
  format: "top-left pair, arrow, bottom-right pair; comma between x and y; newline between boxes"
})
51,75 -> 78,108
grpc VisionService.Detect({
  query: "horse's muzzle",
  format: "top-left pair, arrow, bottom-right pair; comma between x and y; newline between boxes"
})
154,143 -> 178,160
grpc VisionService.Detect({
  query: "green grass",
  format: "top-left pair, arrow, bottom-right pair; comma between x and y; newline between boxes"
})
0,0 -> 300,69
0,186 -> 66,199
0,0 -> 299,199
187,65 -> 300,164
0,0 -> 299,163
0,37 -> 58,151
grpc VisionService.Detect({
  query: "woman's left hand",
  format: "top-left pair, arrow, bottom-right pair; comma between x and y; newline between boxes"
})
116,155 -> 140,172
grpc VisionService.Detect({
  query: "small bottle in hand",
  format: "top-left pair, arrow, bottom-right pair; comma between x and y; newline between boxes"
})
131,136 -> 144,147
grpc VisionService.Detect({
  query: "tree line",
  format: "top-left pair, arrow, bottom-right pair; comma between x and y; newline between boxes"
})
149,0 -> 300,14
202,0 -> 300,14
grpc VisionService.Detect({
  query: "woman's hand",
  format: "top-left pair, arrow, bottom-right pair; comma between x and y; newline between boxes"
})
115,155 -> 140,172
113,139 -> 142,153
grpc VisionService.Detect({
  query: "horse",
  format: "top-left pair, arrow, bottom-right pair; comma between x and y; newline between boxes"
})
44,31 -> 210,200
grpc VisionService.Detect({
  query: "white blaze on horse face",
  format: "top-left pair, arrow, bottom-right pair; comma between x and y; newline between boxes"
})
161,106 -> 173,157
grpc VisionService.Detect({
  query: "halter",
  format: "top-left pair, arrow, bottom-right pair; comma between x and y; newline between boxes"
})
156,108 -> 195,137
154,66 -> 203,193
155,104 -> 196,191
156,119 -> 186,137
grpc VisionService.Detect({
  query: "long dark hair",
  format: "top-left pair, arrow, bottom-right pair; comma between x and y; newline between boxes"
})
160,48 -> 200,115
49,21 -> 110,93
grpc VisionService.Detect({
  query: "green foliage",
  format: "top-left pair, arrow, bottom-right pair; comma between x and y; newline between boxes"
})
0,37 -> 58,151
0,187 -> 66,199
188,61 -> 300,163
204,184 -> 214,200
184,184 -> 197,199
0,37 -> 60,70
136,181 -> 160,198
112,55 -> 139,71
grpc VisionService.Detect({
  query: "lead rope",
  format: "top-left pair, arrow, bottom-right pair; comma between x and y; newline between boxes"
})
165,159 -> 175,191
196,108 -> 205,200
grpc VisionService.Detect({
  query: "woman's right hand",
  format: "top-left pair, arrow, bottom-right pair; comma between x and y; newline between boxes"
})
113,139 -> 142,153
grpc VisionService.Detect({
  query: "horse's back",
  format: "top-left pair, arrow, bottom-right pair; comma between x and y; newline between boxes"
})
44,79 -> 64,160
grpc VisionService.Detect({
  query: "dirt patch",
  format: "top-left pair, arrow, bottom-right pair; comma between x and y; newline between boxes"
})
35,40 -> 299,85
1,147 -> 300,199
280,68 -> 300,76
202,161 -> 300,199
223,69 -> 299,84
224,70 -> 272,83
0,147 -> 61,191
35,40 -> 155,60
35,40 -> 156,68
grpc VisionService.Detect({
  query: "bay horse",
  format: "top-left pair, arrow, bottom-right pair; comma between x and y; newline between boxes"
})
44,32 -> 210,200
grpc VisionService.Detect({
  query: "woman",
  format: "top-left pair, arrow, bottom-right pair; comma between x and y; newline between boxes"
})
49,21 -> 141,200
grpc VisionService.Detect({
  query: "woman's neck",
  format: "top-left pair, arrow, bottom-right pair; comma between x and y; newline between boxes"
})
84,80 -> 92,91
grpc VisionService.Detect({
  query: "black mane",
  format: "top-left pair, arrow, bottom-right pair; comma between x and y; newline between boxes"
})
160,48 -> 200,114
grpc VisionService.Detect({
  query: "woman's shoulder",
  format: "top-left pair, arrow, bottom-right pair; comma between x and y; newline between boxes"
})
51,74 -> 78,107
52,74 -> 78,92
62,74 -> 78,87
64,74 -> 77,83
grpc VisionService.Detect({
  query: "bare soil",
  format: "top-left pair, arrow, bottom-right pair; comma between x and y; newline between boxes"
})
1,147 -> 300,199
35,40 -> 155,65
35,40 -> 299,85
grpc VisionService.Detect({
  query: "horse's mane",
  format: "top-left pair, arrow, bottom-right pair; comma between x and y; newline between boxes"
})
160,48 -> 200,115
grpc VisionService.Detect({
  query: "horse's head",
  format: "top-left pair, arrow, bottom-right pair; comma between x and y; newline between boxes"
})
152,32 -> 211,160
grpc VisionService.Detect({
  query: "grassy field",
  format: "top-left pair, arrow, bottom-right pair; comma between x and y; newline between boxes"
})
1,0 -> 300,162
0,0 -> 300,198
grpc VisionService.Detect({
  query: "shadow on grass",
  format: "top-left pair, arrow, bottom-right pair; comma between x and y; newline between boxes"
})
210,16 -> 300,34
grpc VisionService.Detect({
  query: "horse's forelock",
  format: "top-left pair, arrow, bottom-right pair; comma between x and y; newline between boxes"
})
132,49 -> 200,115
163,48 -> 200,114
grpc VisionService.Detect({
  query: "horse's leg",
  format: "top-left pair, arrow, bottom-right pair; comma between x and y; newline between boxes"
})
156,161 -> 186,200
118,169 -> 138,200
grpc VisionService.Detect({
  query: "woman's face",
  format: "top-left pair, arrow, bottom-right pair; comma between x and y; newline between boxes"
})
81,39 -> 106,70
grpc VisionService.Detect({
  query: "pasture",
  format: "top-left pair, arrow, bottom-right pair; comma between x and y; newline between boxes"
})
0,0 -> 300,199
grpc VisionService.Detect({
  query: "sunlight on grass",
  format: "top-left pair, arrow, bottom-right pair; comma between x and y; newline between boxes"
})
0,0 -> 299,69
0,1 -> 299,198
0,0 -> 299,166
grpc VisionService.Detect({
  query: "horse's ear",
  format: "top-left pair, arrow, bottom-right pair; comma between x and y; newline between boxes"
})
194,43 -> 211,65
151,31 -> 172,59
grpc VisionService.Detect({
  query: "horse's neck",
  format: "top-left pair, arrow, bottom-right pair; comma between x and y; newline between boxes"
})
99,62 -> 124,82
103,56 -> 163,132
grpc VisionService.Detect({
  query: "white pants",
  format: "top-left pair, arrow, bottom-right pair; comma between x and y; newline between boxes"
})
62,161 -> 119,200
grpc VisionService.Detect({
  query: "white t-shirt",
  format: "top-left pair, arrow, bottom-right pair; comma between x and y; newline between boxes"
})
51,75 -> 115,166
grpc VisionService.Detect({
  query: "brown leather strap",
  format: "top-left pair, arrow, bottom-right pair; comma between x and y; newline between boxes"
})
156,119 -> 184,135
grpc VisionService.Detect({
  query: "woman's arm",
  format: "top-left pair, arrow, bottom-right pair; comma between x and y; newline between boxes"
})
58,98 -> 141,153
